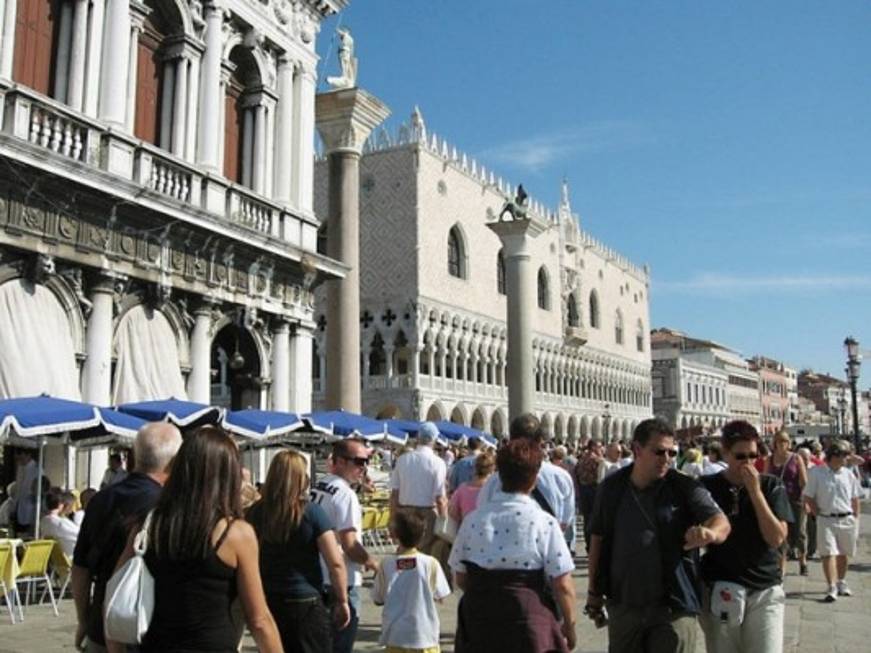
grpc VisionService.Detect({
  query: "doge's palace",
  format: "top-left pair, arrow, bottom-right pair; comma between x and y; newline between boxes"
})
313,109 -> 653,442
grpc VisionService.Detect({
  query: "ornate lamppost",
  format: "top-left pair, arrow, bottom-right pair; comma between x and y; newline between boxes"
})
837,391 -> 847,436
844,337 -> 862,452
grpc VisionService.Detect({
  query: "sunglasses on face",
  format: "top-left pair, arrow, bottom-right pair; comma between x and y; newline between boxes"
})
340,455 -> 370,467
652,448 -> 678,458
733,452 -> 759,461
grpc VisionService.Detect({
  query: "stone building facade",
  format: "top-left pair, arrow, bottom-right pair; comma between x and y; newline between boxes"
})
750,356 -> 789,436
0,0 -> 346,484
651,328 -> 762,435
313,109 -> 653,442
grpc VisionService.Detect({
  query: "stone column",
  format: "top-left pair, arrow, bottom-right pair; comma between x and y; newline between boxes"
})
185,53 -> 201,161
124,18 -> 143,131
66,0 -> 89,110
99,0 -> 131,126
252,102 -> 267,193
289,322 -> 314,413
171,56 -> 189,156
0,0 -> 17,79
197,2 -> 224,170
271,319 -> 290,411
53,2 -> 73,102
487,218 -> 546,420
293,62 -> 318,211
316,88 -> 389,412
82,273 -> 121,405
187,300 -> 215,403
82,0 -> 104,116
272,57 -> 295,205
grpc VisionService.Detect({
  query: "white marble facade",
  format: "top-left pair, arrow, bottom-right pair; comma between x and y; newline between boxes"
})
313,109 -> 653,442
0,0 -> 347,486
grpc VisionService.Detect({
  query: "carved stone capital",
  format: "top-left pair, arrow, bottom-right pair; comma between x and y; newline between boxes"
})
315,88 -> 390,155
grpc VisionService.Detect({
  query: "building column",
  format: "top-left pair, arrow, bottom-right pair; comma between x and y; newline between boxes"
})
0,0 -> 17,79
289,323 -> 314,413
411,346 -> 421,387
125,15 -> 145,132
185,53 -> 201,161
385,345 -> 395,385
271,320 -> 290,411
66,0 -> 89,110
53,2 -> 73,102
272,56 -> 296,204
82,0 -> 104,116
293,62 -> 318,211
488,218 -> 545,420
187,301 -> 215,404
159,61 -> 176,150
99,0 -> 132,126
252,102 -> 267,193
197,1 -> 224,170
316,88 -> 390,412
171,56 -> 189,157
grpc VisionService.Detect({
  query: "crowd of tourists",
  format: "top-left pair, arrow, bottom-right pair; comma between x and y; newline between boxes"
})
1,411 -> 867,653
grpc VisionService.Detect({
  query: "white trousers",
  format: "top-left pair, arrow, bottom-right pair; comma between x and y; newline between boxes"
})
701,584 -> 785,653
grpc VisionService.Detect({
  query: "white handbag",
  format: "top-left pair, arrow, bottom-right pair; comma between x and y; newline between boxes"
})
103,511 -> 155,644
434,513 -> 459,543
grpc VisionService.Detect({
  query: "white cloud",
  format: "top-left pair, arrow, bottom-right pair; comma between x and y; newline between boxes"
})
656,273 -> 871,294
479,121 -> 655,172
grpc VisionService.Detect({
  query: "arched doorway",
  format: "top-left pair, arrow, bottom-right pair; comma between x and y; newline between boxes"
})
490,410 -> 505,438
376,404 -> 401,419
471,407 -> 486,432
210,323 -> 261,410
450,405 -> 465,425
426,403 -> 444,422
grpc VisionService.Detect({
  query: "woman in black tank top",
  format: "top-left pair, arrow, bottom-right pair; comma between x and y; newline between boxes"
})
107,427 -> 282,653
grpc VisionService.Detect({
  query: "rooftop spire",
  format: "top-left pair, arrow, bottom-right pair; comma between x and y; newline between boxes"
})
560,177 -> 571,212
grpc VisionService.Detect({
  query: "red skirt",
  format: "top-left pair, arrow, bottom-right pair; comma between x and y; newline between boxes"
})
455,563 -> 568,653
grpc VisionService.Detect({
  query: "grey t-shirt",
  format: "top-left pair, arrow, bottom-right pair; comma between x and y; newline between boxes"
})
609,483 -> 663,607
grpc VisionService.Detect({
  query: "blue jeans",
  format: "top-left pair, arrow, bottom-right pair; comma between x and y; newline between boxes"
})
327,585 -> 359,653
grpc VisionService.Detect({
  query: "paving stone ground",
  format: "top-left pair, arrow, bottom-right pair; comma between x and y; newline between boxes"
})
2,503 -> 869,652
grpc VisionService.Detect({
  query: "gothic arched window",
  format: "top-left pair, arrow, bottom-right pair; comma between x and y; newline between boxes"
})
615,310 -> 624,345
537,267 -> 549,310
567,293 -> 580,327
589,291 -> 600,328
497,249 -> 506,295
447,226 -> 466,278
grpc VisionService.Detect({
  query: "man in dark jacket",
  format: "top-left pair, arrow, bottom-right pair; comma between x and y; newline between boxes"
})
586,418 -> 731,653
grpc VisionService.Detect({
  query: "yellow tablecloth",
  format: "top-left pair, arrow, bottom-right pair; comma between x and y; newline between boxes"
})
0,538 -> 23,597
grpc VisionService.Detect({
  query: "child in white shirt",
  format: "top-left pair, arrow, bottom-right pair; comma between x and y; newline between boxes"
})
371,509 -> 451,653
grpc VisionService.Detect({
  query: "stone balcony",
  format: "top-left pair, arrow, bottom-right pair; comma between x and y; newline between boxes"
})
0,84 -> 318,251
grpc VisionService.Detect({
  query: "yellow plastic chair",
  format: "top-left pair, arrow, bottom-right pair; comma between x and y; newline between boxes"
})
16,540 -> 58,617
48,544 -> 73,599
0,541 -> 22,623
361,509 -> 378,549
374,508 -> 392,550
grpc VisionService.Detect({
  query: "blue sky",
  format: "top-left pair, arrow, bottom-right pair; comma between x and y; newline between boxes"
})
316,1 -> 871,384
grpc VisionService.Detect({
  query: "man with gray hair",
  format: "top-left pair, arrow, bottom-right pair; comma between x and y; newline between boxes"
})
390,421 -> 447,555
71,422 -> 182,652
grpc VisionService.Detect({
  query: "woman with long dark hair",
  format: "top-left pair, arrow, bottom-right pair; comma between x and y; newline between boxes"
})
247,449 -> 350,653
108,426 -> 282,653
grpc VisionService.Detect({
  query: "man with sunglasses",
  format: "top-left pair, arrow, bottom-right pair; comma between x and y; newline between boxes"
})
803,439 -> 862,602
699,420 -> 793,652
312,438 -> 379,653
586,418 -> 730,653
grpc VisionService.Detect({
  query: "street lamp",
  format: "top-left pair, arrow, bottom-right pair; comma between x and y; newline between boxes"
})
837,391 -> 847,436
844,336 -> 862,452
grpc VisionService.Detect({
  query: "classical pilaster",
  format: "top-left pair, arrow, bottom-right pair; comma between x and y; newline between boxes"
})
99,0 -> 132,126
289,322 -> 314,413
185,54 -> 200,160
197,2 -> 224,170
272,56 -> 296,204
487,218 -> 547,420
53,2 -> 74,101
292,62 -> 317,211
82,0 -> 104,116
252,102 -> 267,193
315,88 -> 390,412
66,0 -> 89,110
125,11 -> 146,131
171,56 -> 189,157
187,300 -> 217,403
271,319 -> 290,411
0,0 -> 17,79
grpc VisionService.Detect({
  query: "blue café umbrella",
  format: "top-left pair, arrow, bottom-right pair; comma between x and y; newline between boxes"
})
0,395 -> 139,537
304,410 -> 407,444
222,409 -> 305,441
117,398 -> 222,427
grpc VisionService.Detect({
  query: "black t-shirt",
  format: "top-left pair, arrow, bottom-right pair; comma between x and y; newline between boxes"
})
701,472 -> 793,590
247,501 -> 334,598
72,472 -> 162,645
590,473 -> 722,607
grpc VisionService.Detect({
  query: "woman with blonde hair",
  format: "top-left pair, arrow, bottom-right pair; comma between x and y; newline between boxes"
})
247,449 -> 350,653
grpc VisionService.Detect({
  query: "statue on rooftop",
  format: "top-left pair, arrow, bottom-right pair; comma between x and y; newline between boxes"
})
326,28 -> 357,89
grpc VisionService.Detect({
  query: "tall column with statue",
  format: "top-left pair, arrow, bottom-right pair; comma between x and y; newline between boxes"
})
315,29 -> 389,412
487,187 -> 546,420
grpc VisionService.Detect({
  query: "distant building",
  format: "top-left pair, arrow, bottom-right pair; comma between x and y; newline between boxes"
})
797,370 -> 850,434
749,356 -> 789,436
313,109 -> 653,442
784,365 -> 799,425
650,328 -> 759,435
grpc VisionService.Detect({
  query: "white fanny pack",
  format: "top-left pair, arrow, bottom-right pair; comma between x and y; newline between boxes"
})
710,581 -> 747,626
